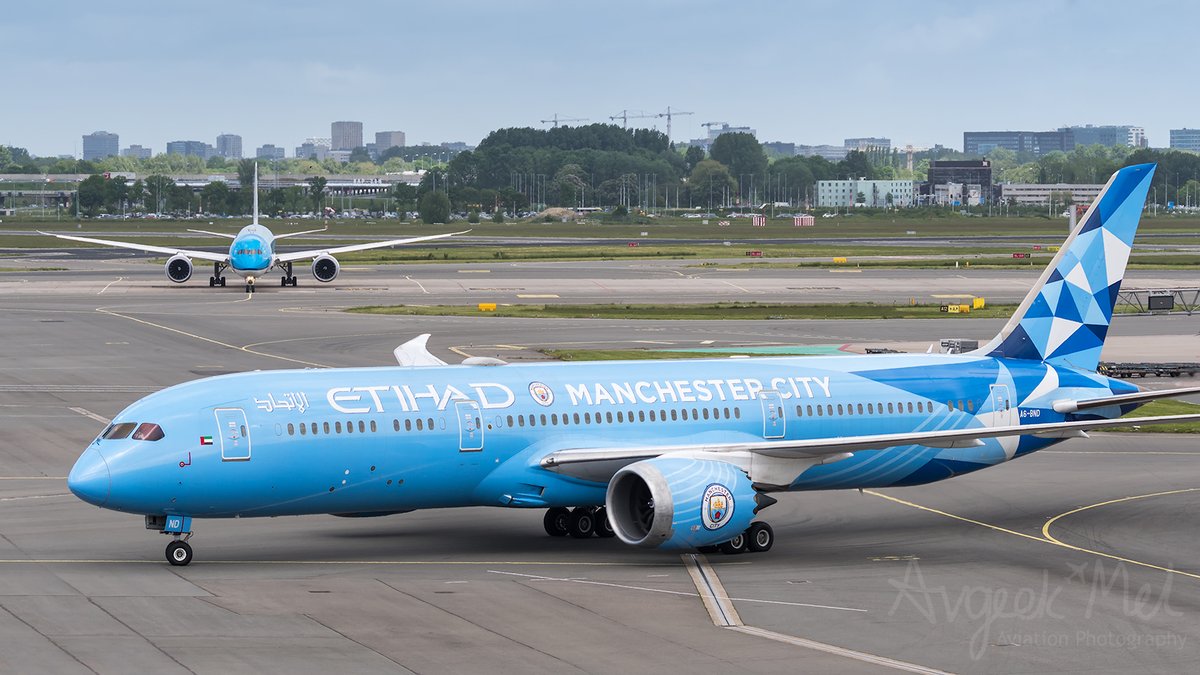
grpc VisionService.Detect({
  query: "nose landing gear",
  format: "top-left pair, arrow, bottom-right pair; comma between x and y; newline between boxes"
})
280,261 -> 297,287
147,514 -> 196,566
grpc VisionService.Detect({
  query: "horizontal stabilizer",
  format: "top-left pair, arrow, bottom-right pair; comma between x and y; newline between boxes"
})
273,227 -> 328,240
186,229 -> 238,239
1053,386 -> 1200,413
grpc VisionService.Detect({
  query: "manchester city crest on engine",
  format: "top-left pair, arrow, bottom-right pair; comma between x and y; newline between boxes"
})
701,483 -> 735,530
528,382 -> 554,407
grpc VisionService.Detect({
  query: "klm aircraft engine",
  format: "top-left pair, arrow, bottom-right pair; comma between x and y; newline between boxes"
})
311,254 -> 340,282
606,456 -> 762,550
165,254 -> 193,283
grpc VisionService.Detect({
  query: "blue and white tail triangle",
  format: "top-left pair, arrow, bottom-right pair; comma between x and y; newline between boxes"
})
980,163 -> 1156,371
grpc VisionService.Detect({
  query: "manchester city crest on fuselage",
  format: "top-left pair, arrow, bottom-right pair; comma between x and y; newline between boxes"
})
528,382 -> 554,406
701,483 -> 734,530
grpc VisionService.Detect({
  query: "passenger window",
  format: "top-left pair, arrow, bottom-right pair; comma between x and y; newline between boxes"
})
431,417 -> 438,430
703,408 -> 710,420
836,404 -> 844,415
392,419 -> 399,432
857,403 -> 864,415
957,400 -> 964,411
584,412 -> 591,424
947,400 -> 954,411
405,419 -> 413,431
670,409 -> 678,421
826,404 -> 833,416
867,403 -> 874,414
551,413 -> 559,425
370,420 -> 377,433
573,412 -> 581,424
299,423 -> 307,436
132,423 -> 165,441
287,423 -> 295,435
692,408 -> 699,419
310,423 -> 317,435
528,415 -> 536,428
639,410 -> 646,422
415,419 -> 422,431
506,415 -> 514,427
616,411 -> 624,423
517,416 -> 525,428
102,422 -> 138,440
887,402 -> 894,414
681,408 -> 689,421
967,400 -> 975,413
795,405 -> 803,417
816,405 -> 823,417
357,421 -> 365,433
540,414 -> 548,426
734,408 -> 741,419
605,412 -> 613,424
907,402 -> 914,413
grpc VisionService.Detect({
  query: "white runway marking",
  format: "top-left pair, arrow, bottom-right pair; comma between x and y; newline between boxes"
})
69,407 -> 110,423
98,277 -> 124,294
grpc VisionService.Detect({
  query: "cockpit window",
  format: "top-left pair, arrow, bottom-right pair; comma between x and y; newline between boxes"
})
102,422 -> 137,440
132,423 -> 165,441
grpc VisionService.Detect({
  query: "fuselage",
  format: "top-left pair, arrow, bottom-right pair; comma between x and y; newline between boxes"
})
227,224 -> 275,279
68,353 -> 1139,520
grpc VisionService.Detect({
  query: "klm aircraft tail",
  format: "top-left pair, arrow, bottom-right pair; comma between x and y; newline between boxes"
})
979,163 -> 1156,371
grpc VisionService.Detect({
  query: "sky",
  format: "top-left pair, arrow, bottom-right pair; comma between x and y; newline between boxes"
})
3,0 -> 1196,158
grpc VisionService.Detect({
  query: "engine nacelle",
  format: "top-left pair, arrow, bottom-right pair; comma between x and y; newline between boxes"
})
165,254 -> 193,283
606,456 -> 761,550
311,254 -> 339,282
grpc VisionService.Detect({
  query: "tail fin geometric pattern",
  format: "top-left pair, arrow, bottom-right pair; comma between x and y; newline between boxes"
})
982,163 -> 1156,371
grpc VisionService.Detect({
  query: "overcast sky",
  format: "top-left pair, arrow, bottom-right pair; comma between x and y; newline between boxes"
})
3,0 -> 1193,157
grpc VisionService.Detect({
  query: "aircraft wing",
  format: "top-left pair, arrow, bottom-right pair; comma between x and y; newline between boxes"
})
41,231 -> 229,263
275,230 -> 469,263
540,413 -> 1200,474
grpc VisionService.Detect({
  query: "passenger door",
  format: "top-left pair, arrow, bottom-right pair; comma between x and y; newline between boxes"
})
759,391 -> 786,439
214,408 -> 251,461
456,400 -> 484,452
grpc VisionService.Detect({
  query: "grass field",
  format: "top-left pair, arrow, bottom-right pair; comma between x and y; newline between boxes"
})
349,301 -> 1021,320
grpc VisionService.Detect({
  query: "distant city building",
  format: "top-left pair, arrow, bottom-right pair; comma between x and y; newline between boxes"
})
763,141 -> 796,156
796,144 -> 848,161
166,140 -> 213,159
686,124 -> 757,152
441,141 -> 472,153
255,144 -> 286,160
931,183 -> 985,207
121,144 -> 152,159
327,150 -> 352,164
1063,124 -> 1147,149
215,133 -> 243,159
844,137 -> 891,152
295,139 -> 330,161
331,121 -> 363,151
963,130 -> 1071,156
82,131 -> 119,161
1170,128 -> 1200,151
999,183 -> 1106,206
817,179 -> 915,208
928,160 -> 992,191
375,130 -> 406,151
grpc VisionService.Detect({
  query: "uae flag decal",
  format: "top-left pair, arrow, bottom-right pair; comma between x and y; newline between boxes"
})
199,436 -> 214,446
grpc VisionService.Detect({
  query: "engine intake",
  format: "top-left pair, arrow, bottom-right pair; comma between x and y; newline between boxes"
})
165,254 -> 193,283
606,456 -> 761,550
311,254 -> 339,282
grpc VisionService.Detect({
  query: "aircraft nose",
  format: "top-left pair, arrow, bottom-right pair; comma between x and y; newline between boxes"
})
68,448 -> 111,507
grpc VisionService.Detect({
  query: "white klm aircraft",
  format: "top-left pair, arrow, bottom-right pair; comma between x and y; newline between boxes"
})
43,165 -> 464,292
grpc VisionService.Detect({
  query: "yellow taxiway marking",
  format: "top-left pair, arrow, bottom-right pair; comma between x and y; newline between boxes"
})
96,307 -> 329,368
867,488 -> 1200,582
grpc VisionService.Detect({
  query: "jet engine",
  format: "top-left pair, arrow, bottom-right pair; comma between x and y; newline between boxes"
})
606,456 -> 764,550
311,254 -> 340,282
165,254 -> 193,283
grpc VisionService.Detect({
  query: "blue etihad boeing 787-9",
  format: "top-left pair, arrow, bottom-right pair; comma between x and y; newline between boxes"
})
67,163 -> 1200,565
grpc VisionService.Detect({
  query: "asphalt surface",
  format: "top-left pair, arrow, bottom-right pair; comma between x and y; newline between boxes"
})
1,254 -> 1199,674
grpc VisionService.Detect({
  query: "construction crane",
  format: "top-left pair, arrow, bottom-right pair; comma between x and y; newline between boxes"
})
655,106 -> 693,141
701,121 -> 728,130
540,114 -> 589,128
608,110 -> 657,129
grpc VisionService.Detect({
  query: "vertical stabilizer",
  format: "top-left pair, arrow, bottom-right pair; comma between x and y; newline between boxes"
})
251,161 -> 260,225
979,163 -> 1156,371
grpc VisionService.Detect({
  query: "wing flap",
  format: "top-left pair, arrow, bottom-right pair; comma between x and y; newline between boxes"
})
275,230 -> 469,263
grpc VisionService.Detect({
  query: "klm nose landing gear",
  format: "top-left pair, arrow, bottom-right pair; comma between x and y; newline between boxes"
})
245,276 -> 256,294
280,261 -> 297,287
148,514 -> 195,566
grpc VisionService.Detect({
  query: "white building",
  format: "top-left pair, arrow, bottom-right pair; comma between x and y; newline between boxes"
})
817,179 -> 914,208
999,183 -> 1105,206
931,183 -> 984,206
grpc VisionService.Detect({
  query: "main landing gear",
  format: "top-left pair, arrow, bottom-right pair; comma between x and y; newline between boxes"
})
209,262 -> 226,287
543,506 -> 616,539
697,521 -> 774,555
280,261 -> 297,287
148,514 -> 196,566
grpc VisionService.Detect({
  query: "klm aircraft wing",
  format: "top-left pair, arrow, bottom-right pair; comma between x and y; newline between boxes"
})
275,230 -> 469,263
41,231 -> 228,263
541,413 -> 1200,472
